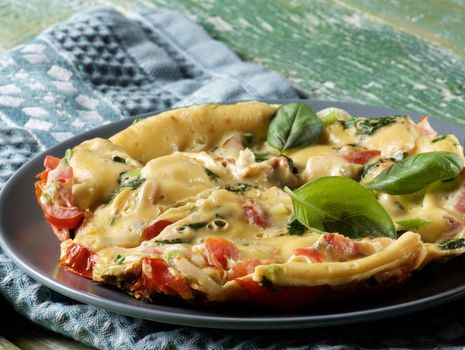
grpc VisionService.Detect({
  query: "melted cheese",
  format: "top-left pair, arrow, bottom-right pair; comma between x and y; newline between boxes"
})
70,138 -> 142,210
58,102 -> 465,302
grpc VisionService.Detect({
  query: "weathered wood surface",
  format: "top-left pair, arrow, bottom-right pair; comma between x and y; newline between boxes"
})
1,0 -> 465,348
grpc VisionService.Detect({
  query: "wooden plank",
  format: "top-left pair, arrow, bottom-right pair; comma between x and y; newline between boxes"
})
338,0 -> 465,58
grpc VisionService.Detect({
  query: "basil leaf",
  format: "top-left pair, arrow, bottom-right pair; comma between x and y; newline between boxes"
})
267,103 -> 323,152
285,176 -> 396,239
365,151 -> 464,195
396,218 -> 430,229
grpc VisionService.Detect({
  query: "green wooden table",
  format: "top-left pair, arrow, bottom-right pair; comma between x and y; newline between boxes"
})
1,0 -> 465,348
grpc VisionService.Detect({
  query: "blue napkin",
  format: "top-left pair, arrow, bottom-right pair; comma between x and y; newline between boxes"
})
0,6 -> 464,350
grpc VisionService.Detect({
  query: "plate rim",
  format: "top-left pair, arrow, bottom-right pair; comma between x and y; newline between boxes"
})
2,98 -> 465,330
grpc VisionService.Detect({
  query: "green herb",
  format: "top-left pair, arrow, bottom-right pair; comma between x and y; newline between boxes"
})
165,250 -> 183,263
113,155 -> 126,164
120,168 -> 144,189
64,148 -> 73,165
365,151 -> 464,195
359,158 -> 395,180
265,264 -> 283,282
285,177 -> 396,239
204,167 -> 219,182
320,111 -> 339,127
287,217 -> 307,236
241,133 -> 254,148
114,255 -> 125,264
132,117 -> 143,124
225,183 -> 255,193
283,155 -> 298,174
396,218 -> 430,229
110,216 -> 117,225
267,103 -> 323,153
185,222 -> 207,230
439,238 -> 465,250
110,168 -> 145,200
432,135 -> 448,143
155,239 -> 184,245
343,116 -> 400,136
261,276 -> 275,290
254,152 -> 273,162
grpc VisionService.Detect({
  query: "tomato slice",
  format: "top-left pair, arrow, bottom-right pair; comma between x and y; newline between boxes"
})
60,243 -> 97,278
341,148 -> 381,165
294,248 -> 323,263
227,258 -> 262,280
141,220 -> 173,241
44,205 -> 83,229
44,155 -> 61,170
243,199 -> 268,228
235,279 -> 326,308
204,237 -> 239,269
141,257 -> 192,299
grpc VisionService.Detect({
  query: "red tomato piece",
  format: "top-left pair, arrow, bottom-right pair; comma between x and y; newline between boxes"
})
141,258 -> 192,299
227,258 -> 262,280
243,199 -> 269,228
204,237 -> 239,269
44,205 -> 83,229
341,148 -> 381,165
294,248 -> 323,263
44,155 -> 61,170
235,279 -> 326,308
60,243 -> 97,278
141,220 -> 173,241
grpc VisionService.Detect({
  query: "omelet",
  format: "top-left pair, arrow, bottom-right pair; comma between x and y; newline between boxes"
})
35,101 -> 465,308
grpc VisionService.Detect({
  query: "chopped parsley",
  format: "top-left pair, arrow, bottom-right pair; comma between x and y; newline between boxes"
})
114,255 -> 125,264
432,135 -> 448,143
155,239 -> 184,245
204,167 -> 219,182
287,218 -> 307,236
110,168 -> 145,200
225,183 -> 255,193
439,238 -> 465,250
185,222 -> 207,230
343,116 -> 400,136
113,155 -> 126,164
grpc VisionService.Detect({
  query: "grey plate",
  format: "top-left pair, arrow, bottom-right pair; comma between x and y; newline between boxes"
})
2,99 -> 465,330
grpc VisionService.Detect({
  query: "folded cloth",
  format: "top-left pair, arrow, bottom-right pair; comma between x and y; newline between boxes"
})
0,6 -> 463,350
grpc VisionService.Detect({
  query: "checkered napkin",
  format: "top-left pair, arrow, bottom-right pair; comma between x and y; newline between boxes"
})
1,6 -> 464,350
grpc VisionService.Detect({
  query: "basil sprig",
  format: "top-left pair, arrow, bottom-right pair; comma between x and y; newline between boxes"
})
366,151 -> 464,195
285,177 -> 396,239
267,103 -> 323,153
